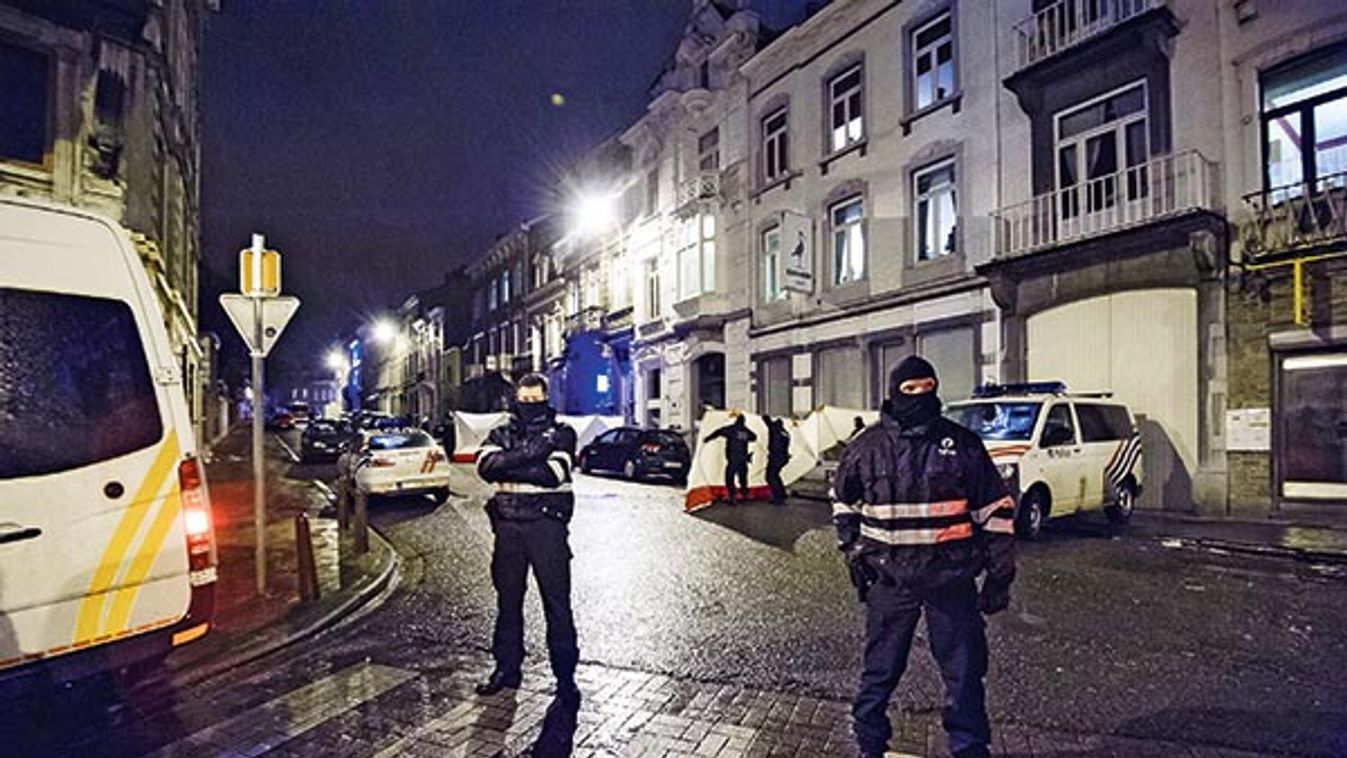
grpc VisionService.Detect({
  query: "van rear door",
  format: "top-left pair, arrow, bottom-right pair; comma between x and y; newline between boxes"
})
0,206 -> 189,670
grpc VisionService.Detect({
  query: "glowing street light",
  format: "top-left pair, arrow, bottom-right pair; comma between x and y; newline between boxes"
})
572,190 -> 619,238
371,319 -> 396,344
325,348 -> 347,373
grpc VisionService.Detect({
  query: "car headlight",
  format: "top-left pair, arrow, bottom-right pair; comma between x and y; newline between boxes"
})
996,462 -> 1017,480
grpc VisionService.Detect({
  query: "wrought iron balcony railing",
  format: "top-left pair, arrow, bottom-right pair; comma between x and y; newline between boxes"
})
1013,0 -> 1162,70
677,171 -> 721,208
1237,172 -> 1347,260
994,150 -> 1214,259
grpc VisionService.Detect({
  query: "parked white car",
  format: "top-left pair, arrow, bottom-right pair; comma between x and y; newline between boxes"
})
945,382 -> 1144,539
342,429 -> 450,504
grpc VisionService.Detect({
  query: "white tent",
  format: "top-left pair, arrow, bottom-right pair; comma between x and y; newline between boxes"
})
684,406 -> 875,512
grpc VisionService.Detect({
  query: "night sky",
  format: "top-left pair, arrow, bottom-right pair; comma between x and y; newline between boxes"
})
200,1 -> 810,385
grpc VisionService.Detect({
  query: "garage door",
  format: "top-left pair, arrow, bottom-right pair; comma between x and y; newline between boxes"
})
1027,289 -> 1198,509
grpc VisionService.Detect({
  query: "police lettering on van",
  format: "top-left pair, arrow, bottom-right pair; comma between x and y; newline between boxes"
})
945,382 -> 1144,539
1,197 -> 217,687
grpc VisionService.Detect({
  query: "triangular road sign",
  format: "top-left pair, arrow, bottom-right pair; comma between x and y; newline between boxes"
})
220,294 -> 300,357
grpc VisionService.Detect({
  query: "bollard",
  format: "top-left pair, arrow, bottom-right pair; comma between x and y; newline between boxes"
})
353,487 -> 369,556
336,477 -> 350,531
294,513 -> 320,602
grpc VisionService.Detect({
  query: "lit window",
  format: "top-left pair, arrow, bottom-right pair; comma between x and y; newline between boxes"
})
699,128 -> 720,173
763,109 -> 789,183
1260,42 -> 1347,196
914,161 -> 957,260
829,65 -> 864,152
830,197 -> 865,284
913,13 -> 955,111
677,214 -> 716,300
644,258 -> 661,320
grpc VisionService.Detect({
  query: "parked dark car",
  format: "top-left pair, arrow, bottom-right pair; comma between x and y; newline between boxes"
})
579,427 -> 690,484
301,418 -> 354,463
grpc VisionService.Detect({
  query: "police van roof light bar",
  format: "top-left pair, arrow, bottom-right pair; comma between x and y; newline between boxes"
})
973,381 -> 1068,398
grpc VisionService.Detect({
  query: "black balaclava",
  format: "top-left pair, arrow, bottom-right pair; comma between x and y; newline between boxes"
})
887,355 -> 942,429
514,398 -> 551,425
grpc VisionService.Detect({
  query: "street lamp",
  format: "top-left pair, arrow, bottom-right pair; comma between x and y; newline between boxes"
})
325,348 -> 347,373
571,190 -> 619,238
371,318 -> 396,344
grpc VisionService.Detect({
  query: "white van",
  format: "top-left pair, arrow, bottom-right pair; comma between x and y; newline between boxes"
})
0,197 -> 217,689
945,382 -> 1144,539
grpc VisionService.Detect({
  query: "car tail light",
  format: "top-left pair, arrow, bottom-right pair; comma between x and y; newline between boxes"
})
179,456 -> 217,577
641,443 -> 660,454
369,457 -> 397,468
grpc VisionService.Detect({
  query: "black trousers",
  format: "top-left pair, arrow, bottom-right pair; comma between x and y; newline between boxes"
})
489,516 -> 579,685
766,460 -> 787,503
853,574 -> 990,757
723,459 -> 749,501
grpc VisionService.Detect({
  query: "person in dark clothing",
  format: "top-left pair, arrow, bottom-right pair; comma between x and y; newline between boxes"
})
474,374 -> 580,707
706,414 -> 756,503
832,356 -> 1016,758
850,415 -> 866,440
765,416 -> 791,505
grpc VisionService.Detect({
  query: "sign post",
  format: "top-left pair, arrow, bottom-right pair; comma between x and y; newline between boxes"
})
220,233 -> 299,595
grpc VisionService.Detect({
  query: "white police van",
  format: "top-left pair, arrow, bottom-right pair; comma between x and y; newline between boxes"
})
0,197 -> 217,690
945,382 -> 1143,539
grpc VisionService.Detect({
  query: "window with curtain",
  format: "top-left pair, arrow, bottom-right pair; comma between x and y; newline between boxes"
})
831,196 -> 865,285
1055,82 -> 1148,218
914,161 -> 958,260
829,65 -> 864,152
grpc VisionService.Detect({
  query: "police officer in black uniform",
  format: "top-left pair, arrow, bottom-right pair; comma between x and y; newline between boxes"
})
765,416 -> 791,505
832,356 -> 1016,758
706,414 -> 757,503
474,374 -> 581,706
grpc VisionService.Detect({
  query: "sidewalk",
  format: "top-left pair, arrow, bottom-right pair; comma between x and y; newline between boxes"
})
1127,509 -> 1347,566
167,427 -> 398,687
366,652 -> 1282,758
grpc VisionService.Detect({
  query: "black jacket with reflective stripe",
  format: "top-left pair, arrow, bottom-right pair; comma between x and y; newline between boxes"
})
832,413 -> 1015,585
476,409 -> 577,523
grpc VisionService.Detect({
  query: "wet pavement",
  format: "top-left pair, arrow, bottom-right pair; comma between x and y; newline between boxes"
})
3,437 -> 1345,757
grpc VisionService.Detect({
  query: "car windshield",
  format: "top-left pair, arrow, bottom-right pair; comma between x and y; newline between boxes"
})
946,402 -> 1043,442
369,431 -> 434,450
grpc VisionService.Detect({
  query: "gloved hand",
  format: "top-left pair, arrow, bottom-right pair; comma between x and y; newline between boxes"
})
977,576 -> 1011,615
518,434 -> 554,462
842,543 -> 878,602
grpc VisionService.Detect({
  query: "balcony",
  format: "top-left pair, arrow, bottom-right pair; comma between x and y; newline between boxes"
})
677,171 -> 721,211
1237,173 -> 1347,262
1013,0 -> 1163,71
994,150 -> 1215,259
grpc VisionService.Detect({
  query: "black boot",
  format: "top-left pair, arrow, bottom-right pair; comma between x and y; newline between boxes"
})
474,669 -> 521,696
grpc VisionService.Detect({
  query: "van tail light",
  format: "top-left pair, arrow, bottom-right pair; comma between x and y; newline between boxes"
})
179,456 -> 217,580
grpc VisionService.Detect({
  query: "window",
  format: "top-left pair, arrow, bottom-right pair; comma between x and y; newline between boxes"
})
644,258 -> 661,319
759,356 -> 791,418
501,269 -> 511,304
914,161 -> 958,260
699,128 -> 720,173
829,65 -> 864,152
0,289 -> 163,480
830,196 -> 865,285
488,278 -> 498,311
532,254 -> 549,288
677,214 -> 716,300
762,226 -> 783,302
912,13 -> 955,111
816,346 -> 863,409
646,166 -> 660,215
0,41 -> 50,164
762,109 -> 789,183
515,262 -> 524,297
1055,82 -> 1148,217
1260,42 -> 1347,195
1042,403 -> 1077,446
1075,403 -> 1131,442
582,265 -> 600,309
917,327 -> 974,403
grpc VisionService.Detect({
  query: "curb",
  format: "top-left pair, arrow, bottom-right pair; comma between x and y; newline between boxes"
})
1153,534 -> 1347,566
169,524 -> 401,691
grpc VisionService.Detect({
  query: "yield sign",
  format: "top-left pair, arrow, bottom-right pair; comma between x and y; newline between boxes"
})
220,294 -> 300,357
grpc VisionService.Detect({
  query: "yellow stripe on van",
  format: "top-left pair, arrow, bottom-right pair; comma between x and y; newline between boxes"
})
74,432 -> 179,643
102,486 -> 182,635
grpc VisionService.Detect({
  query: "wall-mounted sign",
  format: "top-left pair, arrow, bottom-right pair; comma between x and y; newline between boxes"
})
1226,407 -> 1271,452
782,211 -> 813,294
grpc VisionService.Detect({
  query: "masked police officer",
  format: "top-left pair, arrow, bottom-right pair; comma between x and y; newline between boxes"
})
832,356 -> 1016,758
474,374 -> 581,706
707,414 -> 757,503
